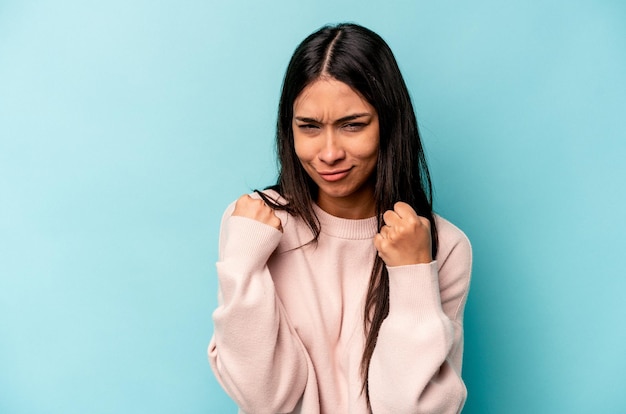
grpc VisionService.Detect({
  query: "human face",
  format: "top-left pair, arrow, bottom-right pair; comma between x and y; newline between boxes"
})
293,78 -> 379,219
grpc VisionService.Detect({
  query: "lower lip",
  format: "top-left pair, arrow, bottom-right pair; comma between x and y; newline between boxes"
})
319,170 -> 350,182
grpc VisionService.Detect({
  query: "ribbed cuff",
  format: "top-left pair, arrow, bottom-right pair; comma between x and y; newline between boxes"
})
387,262 -> 443,323
220,216 -> 282,270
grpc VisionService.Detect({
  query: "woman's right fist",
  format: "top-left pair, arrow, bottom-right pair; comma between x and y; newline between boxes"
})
232,194 -> 283,232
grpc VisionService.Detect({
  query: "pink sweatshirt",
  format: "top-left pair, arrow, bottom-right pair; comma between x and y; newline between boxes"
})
208,191 -> 472,414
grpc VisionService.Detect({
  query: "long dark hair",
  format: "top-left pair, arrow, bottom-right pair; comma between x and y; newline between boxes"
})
259,23 -> 438,407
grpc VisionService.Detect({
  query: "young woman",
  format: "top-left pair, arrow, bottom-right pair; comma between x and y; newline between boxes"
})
208,23 -> 472,414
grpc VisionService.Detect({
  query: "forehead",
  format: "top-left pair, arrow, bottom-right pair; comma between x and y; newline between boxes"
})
293,78 -> 374,115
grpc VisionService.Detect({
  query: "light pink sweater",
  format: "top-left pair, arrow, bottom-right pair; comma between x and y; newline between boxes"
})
208,191 -> 472,414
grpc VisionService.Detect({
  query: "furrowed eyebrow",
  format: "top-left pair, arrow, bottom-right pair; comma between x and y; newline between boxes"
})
335,113 -> 371,123
294,113 -> 372,124
294,116 -> 321,123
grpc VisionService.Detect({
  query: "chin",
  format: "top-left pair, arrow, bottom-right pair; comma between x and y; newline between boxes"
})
319,186 -> 364,201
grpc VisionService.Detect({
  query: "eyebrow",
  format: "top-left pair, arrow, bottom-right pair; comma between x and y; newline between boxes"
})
294,113 -> 372,124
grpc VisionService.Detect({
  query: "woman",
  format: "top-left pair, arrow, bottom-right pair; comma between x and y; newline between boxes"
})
208,23 -> 472,414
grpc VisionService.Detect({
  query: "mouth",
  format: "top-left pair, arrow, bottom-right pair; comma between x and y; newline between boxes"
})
318,168 -> 352,182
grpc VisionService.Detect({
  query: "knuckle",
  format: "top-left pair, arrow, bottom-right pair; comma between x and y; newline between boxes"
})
373,240 -> 382,252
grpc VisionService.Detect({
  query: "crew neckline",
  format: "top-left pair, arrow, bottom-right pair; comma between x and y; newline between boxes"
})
312,203 -> 378,240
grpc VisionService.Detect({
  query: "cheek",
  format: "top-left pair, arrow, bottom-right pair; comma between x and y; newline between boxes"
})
354,134 -> 379,160
293,137 -> 314,164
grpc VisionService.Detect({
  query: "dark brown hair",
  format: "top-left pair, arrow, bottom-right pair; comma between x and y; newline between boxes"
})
259,23 -> 438,408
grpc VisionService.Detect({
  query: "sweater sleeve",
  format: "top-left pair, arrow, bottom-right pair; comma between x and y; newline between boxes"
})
208,209 -> 309,414
368,227 -> 472,414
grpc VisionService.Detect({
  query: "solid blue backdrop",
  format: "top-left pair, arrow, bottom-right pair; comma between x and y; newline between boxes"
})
1,1 -> 625,413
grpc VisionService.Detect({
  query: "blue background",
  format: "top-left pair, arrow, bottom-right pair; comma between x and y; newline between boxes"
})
1,1 -> 625,413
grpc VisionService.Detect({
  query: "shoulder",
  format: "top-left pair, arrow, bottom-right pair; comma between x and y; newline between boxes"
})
433,215 -> 472,317
434,214 -> 471,260
433,214 -> 472,283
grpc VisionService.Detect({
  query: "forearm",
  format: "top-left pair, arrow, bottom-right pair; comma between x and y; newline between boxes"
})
209,216 -> 308,413
368,263 -> 466,414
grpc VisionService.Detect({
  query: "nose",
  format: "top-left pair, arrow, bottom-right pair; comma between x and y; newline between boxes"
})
318,131 -> 345,165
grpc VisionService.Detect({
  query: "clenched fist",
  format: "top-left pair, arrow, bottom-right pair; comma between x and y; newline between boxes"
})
373,202 -> 432,266
232,194 -> 283,232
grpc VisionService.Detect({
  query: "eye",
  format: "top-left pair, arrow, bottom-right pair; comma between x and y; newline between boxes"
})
297,124 -> 320,131
343,122 -> 367,132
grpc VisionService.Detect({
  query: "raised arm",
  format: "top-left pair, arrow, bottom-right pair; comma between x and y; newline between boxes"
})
371,204 -> 472,413
208,195 -> 309,413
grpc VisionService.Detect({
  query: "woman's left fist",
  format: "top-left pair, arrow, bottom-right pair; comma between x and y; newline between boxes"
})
373,202 -> 433,266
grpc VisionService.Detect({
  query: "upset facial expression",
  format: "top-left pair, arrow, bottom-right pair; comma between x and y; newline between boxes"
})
293,78 -> 379,218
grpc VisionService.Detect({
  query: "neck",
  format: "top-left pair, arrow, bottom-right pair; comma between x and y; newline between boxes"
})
316,189 -> 376,219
